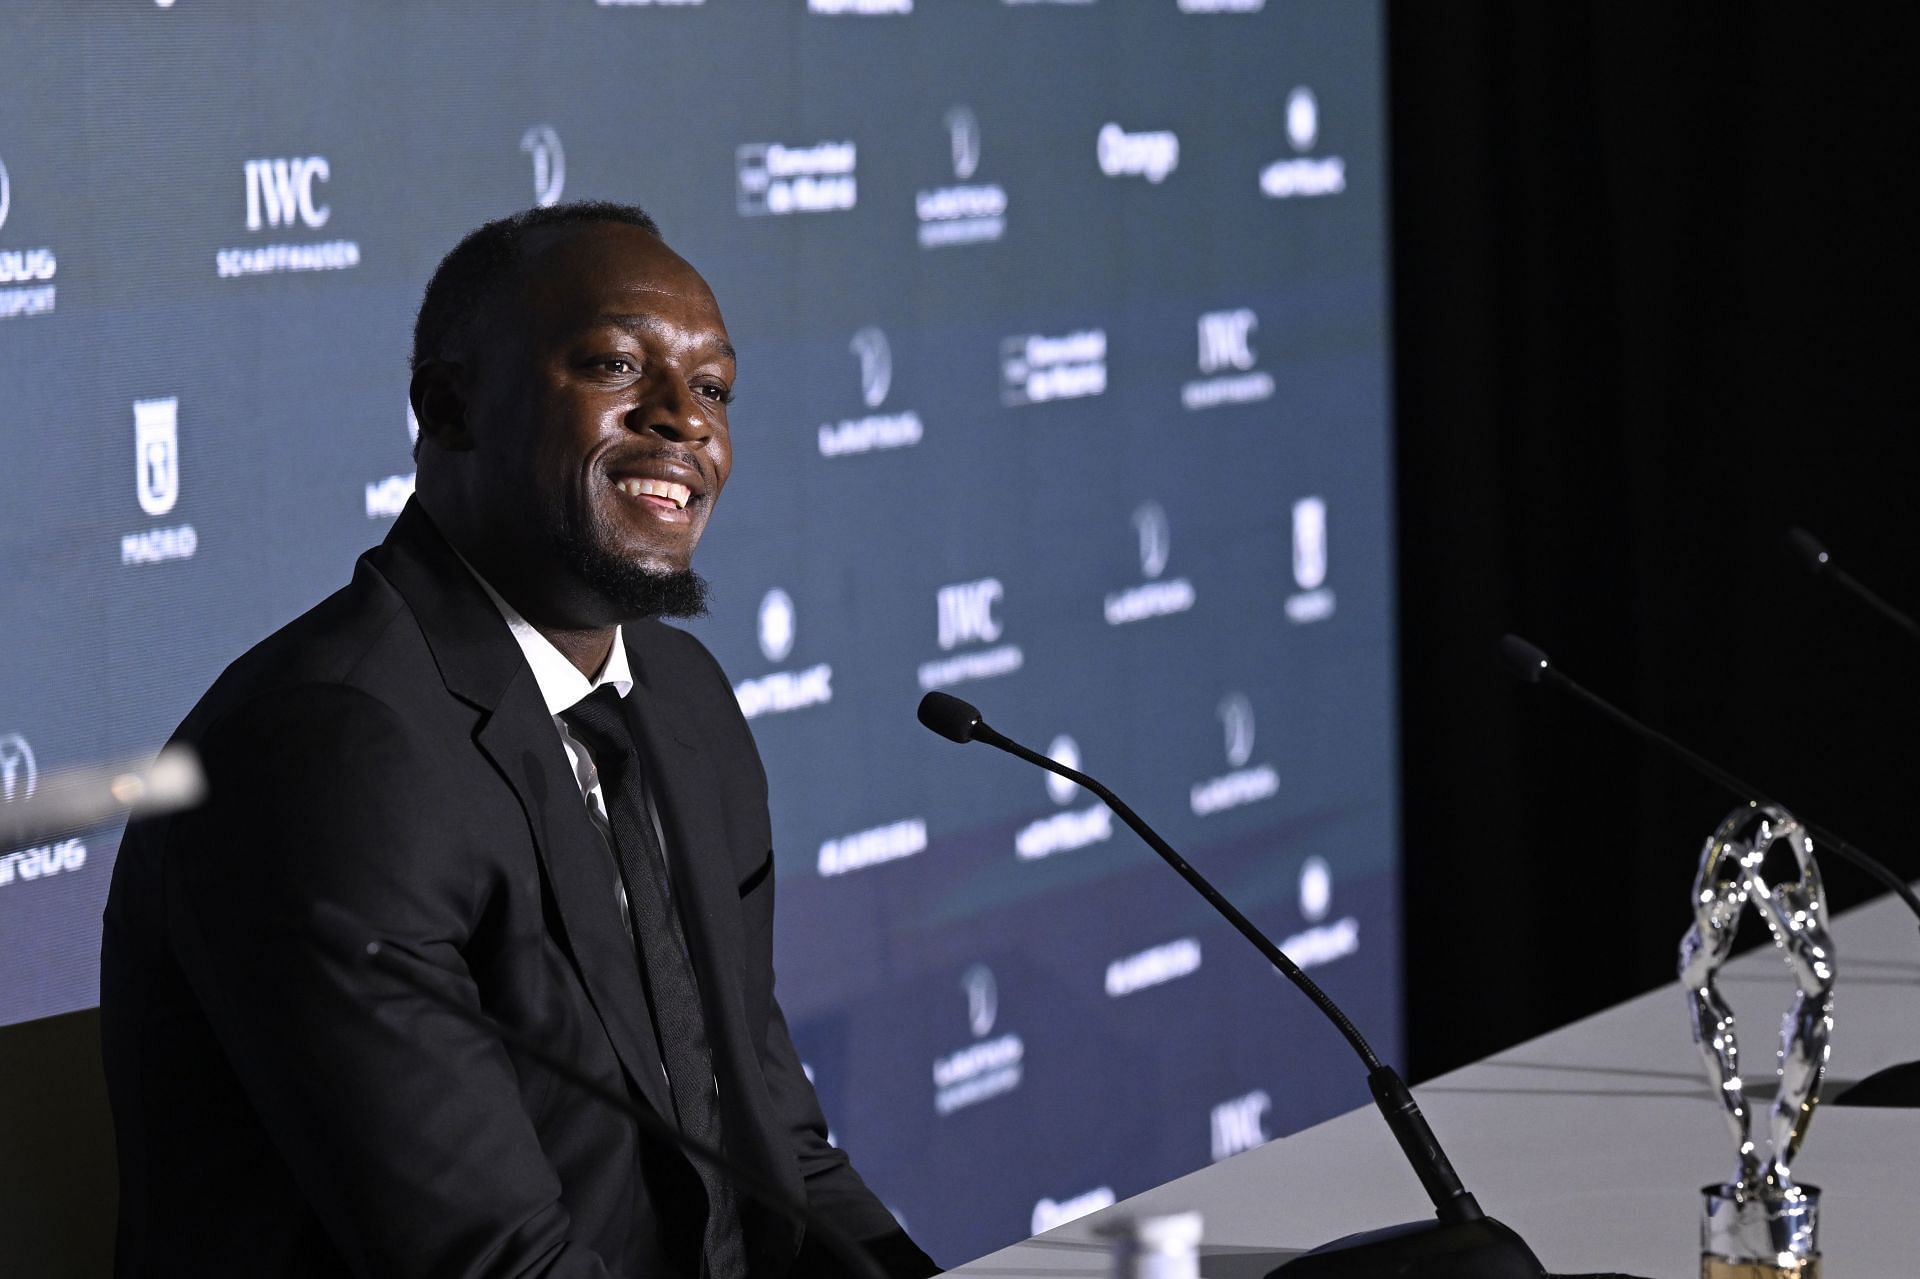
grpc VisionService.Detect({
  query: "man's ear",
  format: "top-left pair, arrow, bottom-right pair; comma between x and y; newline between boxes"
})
409,360 -> 474,453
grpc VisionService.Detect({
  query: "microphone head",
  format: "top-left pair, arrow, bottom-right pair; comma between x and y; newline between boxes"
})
1497,633 -> 1552,684
1786,526 -> 1831,575
917,691 -> 984,744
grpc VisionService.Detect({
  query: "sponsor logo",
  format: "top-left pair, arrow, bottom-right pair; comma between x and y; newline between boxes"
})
1190,693 -> 1279,816
1104,501 -> 1196,625
1104,937 -> 1202,996
597,0 -> 706,6
933,964 -> 1024,1115
1210,1089 -> 1272,1161
919,577 -> 1023,690
1279,857 -> 1359,968
0,156 -> 59,321
818,817 -> 927,877
1261,87 -> 1346,200
1032,1188 -> 1117,1234
1016,735 -> 1112,860
1182,307 -> 1274,409
123,398 -> 198,566
810,0 -> 911,11
1096,123 -> 1179,184
734,588 -> 833,719
736,139 -> 857,217
218,156 -> 361,278
1000,328 -> 1106,406
0,735 -> 36,804
0,837 -> 87,889
916,107 -> 1008,248
1180,0 -> 1265,12
366,401 -> 417,519
1285,496 -> 1335,623
819,327 -> 923,458
521,126 -> 566,207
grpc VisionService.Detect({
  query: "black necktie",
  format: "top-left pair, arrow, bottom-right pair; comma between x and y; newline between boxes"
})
561,686 -> 746,1279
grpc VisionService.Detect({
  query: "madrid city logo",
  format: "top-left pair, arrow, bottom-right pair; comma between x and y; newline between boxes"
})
218,154 -> 361,278
916,105 -> 1007,249
732,587 -> 832,719
0,155 -> 59,322
1103,500 -> 1195,626
0,735 -> 37,805
1189,692 -> 1279,817
1182,307 -> 1275,409
122,398 -> 198,566
819,327 -> 923,458
521,126 -> 566,208
735,139 -> 857,217
1286,495 -> 1336,623
1261,87 -> 1346,200
932,964 -> 1023,1116
1015,734 -> 1112,861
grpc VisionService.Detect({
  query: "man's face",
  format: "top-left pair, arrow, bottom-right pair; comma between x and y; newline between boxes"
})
462,222 -> 735,617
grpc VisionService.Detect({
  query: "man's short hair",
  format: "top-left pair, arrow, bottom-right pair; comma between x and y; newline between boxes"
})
410,200 -> 662,375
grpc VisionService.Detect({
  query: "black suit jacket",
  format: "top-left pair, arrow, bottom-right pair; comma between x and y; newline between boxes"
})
101,503 -> 933,1278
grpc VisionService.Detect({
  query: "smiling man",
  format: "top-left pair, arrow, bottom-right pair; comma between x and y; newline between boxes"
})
101,203 -> 937,1279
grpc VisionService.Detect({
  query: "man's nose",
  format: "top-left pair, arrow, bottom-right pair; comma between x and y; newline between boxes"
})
630,374 -> 713,444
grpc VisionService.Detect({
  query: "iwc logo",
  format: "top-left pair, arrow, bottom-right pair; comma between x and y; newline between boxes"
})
217,154 -> 361,278
1182,307 -> 1275,410
920,577 -> 1023,691
733,588 -> 832,720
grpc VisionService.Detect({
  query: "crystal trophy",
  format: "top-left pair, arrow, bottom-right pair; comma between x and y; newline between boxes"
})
1678,803 -> 1835,1278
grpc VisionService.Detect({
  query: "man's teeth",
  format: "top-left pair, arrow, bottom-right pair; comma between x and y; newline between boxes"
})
615,477 -> 690,509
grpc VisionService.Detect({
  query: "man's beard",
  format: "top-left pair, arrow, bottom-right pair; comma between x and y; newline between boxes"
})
554,509 -> 710,621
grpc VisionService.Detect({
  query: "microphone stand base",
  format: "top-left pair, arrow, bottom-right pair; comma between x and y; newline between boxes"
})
1266,1216 -> 1544,1279
1829,1059 -> 1920,1107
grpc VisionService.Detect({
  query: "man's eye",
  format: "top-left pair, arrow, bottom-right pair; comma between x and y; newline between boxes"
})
698,383 -> 735,405
597,358 -> 637,375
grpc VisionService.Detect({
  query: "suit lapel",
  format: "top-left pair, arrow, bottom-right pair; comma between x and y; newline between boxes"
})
369,503 -> 673,1121
622,632 -> 806,1262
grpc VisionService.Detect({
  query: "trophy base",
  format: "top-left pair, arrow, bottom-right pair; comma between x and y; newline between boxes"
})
1700,1184 -> 1820,1278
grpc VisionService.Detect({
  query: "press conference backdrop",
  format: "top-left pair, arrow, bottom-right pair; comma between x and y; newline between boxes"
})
0,0 -> 1391,1263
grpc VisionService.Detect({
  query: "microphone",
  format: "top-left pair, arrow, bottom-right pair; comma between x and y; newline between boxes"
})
1786,527 -> 1920,643
0,744 -> 206,847
1501,635 -> 1920,1108
917,691 -> 1551,1279
1497,634 -> 1920,930
308,901 -> 890,1279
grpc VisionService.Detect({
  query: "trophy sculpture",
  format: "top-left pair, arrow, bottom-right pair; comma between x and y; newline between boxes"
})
1679,803 -> 1835,1278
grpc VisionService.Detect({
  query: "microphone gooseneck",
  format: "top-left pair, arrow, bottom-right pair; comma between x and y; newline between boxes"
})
914,693 -> 1499,1239
1785,526 -> 1920,643
1499,632 -> 1920,930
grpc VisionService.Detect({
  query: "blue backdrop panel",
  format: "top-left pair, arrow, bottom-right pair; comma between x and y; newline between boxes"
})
0,0 -> 1392,1262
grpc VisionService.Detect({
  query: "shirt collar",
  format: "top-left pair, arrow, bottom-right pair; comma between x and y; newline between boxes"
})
458,557 -> 633,716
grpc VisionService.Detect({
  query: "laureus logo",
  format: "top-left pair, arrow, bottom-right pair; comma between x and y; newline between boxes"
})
850,326 -> 891,409
0,735 -> 37,805
1219,693 -> 1255,769
521,126 -> 566,208
757,588 -> 796,663
946,106 -> 981,180
1133,501 -> 1170,580
0,157 -> 10,231
134,398 -> 180,517
961,963 -> 997,1038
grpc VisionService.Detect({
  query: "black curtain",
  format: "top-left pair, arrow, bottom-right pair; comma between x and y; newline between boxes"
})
1391,5 -> 1918,1080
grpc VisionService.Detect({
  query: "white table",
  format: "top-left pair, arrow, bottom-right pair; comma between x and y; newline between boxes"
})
948,889 -> 1920,1278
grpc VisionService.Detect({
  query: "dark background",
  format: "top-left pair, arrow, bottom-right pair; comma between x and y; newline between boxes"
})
1393,5 -> 1917,1080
